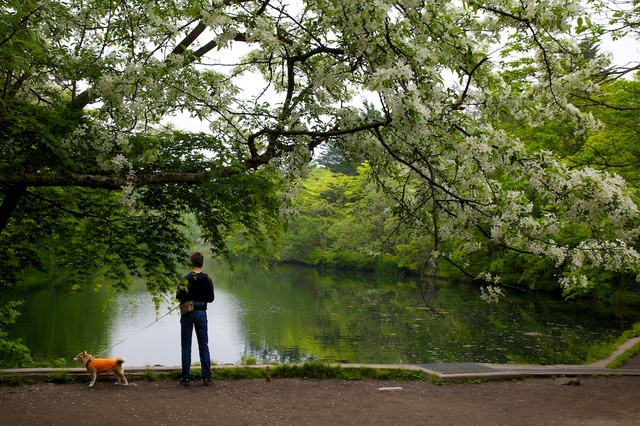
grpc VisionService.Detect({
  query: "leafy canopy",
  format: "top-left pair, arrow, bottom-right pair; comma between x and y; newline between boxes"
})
0,0 -> 638,305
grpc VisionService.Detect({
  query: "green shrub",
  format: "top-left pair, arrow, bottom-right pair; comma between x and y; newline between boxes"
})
0,337 -> 33,369
240,354 -> 257,365
142,366 -> 159,381
47,370 -> 71,383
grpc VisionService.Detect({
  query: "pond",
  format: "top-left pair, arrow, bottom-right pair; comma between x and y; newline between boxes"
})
6,262 -> 625,367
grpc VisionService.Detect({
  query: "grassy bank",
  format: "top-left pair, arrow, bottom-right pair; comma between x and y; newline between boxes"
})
0,361 -> 435,386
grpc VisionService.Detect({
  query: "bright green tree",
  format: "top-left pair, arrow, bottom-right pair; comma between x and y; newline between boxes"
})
570,78 -> 640,186
277,165 -> 405,271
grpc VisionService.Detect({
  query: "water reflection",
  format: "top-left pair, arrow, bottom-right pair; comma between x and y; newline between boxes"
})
6,262 -> 624,366
105,289 -> 245,366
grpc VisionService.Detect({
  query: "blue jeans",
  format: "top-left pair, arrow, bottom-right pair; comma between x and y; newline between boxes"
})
180,310 -> 211,380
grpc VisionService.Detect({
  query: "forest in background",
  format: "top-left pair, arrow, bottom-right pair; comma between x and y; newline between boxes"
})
232,77 -> 640,317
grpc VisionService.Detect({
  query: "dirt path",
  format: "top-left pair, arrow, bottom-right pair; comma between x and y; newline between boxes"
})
2,375 -> 640,425
3,351 -> 640,425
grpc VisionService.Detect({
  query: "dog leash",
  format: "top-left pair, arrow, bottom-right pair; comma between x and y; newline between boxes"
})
94,305 -> 179,358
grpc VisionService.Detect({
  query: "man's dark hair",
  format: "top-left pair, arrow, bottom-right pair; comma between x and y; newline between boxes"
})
190,252 -> 204,268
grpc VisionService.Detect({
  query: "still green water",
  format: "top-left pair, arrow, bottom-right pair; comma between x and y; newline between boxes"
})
7,262 -> 622,367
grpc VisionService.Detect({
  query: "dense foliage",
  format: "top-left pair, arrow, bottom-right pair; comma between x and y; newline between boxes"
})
2,1 -> 640,363
269,78 -> 640,310
274,165 -> 406,272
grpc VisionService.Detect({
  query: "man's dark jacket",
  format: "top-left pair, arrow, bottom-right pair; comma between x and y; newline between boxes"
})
176,272 -> 215,310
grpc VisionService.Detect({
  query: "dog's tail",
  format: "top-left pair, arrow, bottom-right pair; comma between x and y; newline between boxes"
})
115,356 -> 126,365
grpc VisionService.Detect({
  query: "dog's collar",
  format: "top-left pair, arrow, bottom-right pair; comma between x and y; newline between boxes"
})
85,357 -> 94,367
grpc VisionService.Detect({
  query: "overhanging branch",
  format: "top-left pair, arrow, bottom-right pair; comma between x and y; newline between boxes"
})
6,171 -> 213,190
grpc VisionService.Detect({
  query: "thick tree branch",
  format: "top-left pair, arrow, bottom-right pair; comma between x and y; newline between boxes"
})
172,22 -> 207,56
6,172 -> 213,190
6,118 -> 392,191
0,183 -> 27,233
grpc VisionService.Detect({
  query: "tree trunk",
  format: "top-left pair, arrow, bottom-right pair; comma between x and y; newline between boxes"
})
0,183 -> 27,234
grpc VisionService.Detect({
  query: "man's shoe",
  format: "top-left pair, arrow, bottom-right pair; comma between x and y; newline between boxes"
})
180,378 -> 190,387
203,377 -> 212,386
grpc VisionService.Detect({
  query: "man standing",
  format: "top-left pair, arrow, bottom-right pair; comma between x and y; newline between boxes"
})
176,251 -> 215,386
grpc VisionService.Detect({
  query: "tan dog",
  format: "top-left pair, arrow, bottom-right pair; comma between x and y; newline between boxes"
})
73,351 -> 128,387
